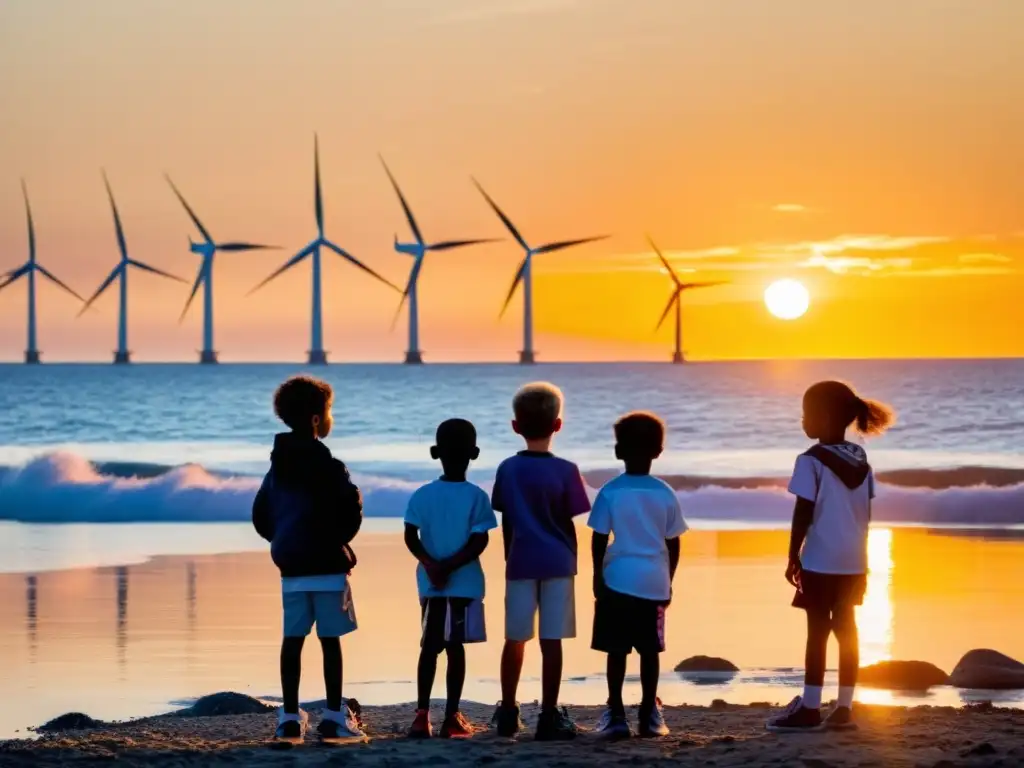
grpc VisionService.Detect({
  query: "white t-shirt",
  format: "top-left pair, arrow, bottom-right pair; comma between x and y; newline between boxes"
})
788,453 -> 875,575
587,473 -> 688,602
404,479 -> 498,599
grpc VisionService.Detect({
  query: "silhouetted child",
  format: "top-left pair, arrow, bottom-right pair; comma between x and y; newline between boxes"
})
252,375 -> 365,744
491,382 -> 592,740
589,412 -> 686,740
404,419 -> 497,739
767,381 -> 895,733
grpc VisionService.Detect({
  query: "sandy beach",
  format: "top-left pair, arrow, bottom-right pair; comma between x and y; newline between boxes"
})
2,699 -> 1020,767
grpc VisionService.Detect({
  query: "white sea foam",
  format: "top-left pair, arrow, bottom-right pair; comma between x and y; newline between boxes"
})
1,451 -> 1023,527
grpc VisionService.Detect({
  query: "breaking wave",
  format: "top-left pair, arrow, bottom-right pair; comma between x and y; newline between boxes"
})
0,452 -> 1022,526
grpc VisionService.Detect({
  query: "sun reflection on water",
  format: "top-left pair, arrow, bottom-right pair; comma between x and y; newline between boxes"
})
857,528 -> 894,668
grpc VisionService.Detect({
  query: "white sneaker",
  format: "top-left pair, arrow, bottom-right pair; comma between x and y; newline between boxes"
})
274,708 -> 308,745
318,701 -> 366,742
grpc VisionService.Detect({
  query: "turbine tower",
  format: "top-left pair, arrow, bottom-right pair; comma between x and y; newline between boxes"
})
0,181 -> 84,363
380,156 -> 494,364
166,175 -> 274,364
250,136 -> 400,364
80,174 -> 187,364
472,179 -> 606,364
649,235 -> 726,364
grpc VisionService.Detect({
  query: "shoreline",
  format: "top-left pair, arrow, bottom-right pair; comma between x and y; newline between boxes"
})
4,699 -> 1020,767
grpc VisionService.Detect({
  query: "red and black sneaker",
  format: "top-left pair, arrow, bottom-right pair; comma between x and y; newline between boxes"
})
765,696 -> 825,733
824,706 -> 857,731
409,708 -> 432,739
440,711 -> 474,739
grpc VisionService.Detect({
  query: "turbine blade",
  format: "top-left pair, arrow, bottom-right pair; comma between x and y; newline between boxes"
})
322,240 -> 401,292
248,244 -> 315,295
533,235 -> 608,255
22,180 -> 35,263
680,280 -> 729,291
127,259 -> 187,283
471,179 -> 530,252
103,172 -> 130,263
36,265 -> 85,302
655,291 -> 679,331
392,255 -> 424,330
179,259 -> 209,322
646,234 -> 680,287
79,265 -> 123,316
427,238 -> 499,251
0,263 -> 31,293
165,175 -> 213,242
379,155 -> 423,245
389,291 -> 409,332
215,242 -> 276,252
499,258 -> 527,319
314,134 -> 324,237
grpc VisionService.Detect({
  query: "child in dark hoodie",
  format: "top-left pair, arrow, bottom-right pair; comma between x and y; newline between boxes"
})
767,381 -> 895,734
253,375 -> 364,744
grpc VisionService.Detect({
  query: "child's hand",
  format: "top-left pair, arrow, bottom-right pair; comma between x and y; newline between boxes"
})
424,560 -> 449,589
785,557 -> 802,589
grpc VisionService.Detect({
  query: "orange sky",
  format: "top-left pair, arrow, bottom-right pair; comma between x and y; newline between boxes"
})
1,0 -> 1022,362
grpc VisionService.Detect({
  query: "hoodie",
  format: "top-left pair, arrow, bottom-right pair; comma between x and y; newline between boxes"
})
252,433 -> 363,578
804,442 -> 871,490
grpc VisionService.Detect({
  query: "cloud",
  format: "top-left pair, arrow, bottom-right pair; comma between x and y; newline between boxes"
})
958,253 -> 1012,264
798,253 -> 913,274
771,203 -> 811,214
887,266 -> 1014,278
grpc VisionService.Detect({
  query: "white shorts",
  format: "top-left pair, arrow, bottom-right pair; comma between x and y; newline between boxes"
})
505,577 -> 576,642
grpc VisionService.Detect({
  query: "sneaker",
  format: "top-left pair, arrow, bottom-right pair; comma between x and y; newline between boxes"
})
318,702 -> 366,742
274,709 -> 308,745
492,702 -> 523,738
595,707 -> 632,741
535,707 -> 578,741
824,705 -> 857,731
409,708 -> 432,739
440,711 -> 474,739
765,696 -> 824,733
638,698 -> 670,738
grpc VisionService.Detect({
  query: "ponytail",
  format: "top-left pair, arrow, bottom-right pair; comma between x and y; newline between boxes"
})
854,397 -> 896,436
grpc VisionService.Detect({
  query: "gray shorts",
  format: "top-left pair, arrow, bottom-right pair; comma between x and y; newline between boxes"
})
282,583 -> 358,638
504,576 -> 576,641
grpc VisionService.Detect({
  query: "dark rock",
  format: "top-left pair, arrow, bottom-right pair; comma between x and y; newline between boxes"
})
858,660 -> 949,691
962,742 -> 997,757
178,692 -> 275,717
710,699 -> 730,711
37,713 -> 103,732
950,649 -> 1024,690
674,656 -> 740,673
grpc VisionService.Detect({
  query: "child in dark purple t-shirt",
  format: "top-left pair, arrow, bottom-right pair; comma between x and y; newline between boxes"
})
490,382 -> 592,741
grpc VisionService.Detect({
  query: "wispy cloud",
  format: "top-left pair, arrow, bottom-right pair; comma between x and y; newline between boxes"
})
887,266 -> 1014,278
771,203 -> 811,214
798,253 -> 913,274
958,252 -> 1012,264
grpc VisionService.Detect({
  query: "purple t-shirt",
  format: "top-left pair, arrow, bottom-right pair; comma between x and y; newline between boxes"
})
491,451 -> 592,581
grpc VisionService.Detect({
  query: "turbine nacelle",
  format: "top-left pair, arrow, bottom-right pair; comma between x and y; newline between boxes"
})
394,240 -> 424,258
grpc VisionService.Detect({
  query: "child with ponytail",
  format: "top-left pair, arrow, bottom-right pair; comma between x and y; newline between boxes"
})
767,381 -> 895,733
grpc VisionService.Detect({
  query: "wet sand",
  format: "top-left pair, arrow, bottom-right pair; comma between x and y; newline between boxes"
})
3,700 -> 1020,767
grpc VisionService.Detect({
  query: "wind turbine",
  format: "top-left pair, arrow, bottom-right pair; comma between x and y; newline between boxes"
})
649,235 -> 726,364
472,179 -> 607,364
80,173 -> 187,364
166,175 -> 274,364
380,156 -> 495,364
249,136 -> 400,364
0,181 -> 84,363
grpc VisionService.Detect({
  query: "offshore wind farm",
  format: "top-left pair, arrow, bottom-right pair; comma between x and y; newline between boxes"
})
2,137 -> 742,366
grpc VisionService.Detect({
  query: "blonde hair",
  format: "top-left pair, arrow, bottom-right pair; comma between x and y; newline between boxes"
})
512,382 -> 563,439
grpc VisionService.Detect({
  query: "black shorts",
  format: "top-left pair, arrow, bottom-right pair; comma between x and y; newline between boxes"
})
792,570 -> 867,613
591,588 -> 666,655
420,597 -> 486,653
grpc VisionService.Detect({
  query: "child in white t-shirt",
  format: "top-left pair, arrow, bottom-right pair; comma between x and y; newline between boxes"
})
588,411 -> 687,740
768,381 -> 895,734
403,419 -> 498,740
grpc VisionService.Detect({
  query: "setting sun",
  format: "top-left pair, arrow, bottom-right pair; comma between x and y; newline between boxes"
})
764,279 -> 810,320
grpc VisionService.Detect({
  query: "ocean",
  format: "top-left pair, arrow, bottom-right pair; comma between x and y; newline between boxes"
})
1,360 -> 1023,738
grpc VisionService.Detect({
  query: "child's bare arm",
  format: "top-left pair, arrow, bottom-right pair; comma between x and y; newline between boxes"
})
591,531 -> 609,598
787,497 -> 815,585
